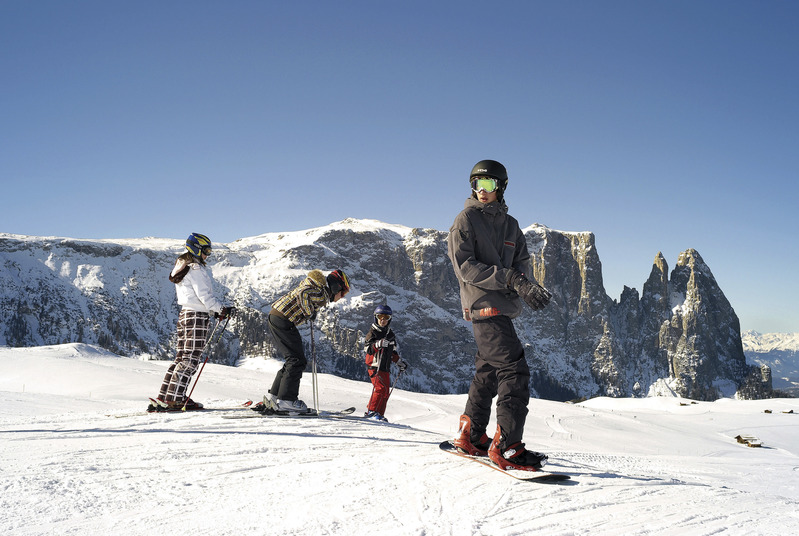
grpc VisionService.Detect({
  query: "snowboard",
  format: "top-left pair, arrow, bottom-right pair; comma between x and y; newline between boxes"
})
439,440 -> 571,482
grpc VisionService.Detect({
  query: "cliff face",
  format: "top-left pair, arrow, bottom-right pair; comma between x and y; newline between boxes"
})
0,219 -> 764,400
523,231 -> 759,401
657,249 -> 751,399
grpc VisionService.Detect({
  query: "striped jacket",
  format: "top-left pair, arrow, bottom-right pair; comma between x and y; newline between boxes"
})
272,270 -> 332,325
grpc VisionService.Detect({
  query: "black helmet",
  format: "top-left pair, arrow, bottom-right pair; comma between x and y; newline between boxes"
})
470,160 -> 507,182
470,160 -> 508,201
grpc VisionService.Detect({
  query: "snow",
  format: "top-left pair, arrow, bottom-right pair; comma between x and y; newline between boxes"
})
2,344 -> 799,535
743,330 -> 799,354
232,218 -> 414,250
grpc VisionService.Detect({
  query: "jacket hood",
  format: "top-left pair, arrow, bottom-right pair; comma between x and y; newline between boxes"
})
306,269 -> 327,287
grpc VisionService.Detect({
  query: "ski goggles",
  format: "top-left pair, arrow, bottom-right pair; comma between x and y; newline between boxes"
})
471,177 -> 499,193
201,245 -> 212,256
376,314 -> 391,321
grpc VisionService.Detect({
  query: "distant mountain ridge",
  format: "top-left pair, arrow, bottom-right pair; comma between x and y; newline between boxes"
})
742,330 -> 799,395
0,219 -> 771,401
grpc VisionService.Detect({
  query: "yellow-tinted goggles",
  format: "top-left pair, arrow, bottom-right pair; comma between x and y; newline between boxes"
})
376,314 -> 391,321
471,177 -> 498,193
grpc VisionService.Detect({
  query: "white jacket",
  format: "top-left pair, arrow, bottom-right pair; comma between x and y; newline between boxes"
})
172,260 -> 224,315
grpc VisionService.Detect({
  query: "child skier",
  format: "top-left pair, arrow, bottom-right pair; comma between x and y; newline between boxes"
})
363,304 -> 407,422
149,232 -> 235,412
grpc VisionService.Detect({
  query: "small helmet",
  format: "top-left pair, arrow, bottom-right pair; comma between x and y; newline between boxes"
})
185,233 -> 212,258
470,159 -> 508,201
374,304 -> 393,325
374,304 -> 393,316
326,269 -> 350,296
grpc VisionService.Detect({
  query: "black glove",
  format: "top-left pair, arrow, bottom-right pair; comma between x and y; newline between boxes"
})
216,306 -> 236,320
398,360 -> 408,372
507,269 -> 551,311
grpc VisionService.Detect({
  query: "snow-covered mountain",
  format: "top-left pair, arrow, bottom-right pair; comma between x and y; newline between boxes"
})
742,331 -> 799,395
1,344 -> 798,535
0,218 -> 768,400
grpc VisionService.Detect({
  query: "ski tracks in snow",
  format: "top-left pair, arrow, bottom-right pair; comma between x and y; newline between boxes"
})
3,406 -> 799,535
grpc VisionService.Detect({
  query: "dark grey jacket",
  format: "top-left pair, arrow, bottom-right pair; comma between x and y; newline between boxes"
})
447,198 -> 531,321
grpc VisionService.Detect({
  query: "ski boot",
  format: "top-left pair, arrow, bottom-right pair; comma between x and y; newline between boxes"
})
488,425 -> 548,471
147,397 -> 165,413
180,398 -> 204,411
274,398 -> 310,414
453,415 -> 492,456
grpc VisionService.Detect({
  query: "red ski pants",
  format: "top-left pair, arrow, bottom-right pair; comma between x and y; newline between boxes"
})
367,370 -> 391,415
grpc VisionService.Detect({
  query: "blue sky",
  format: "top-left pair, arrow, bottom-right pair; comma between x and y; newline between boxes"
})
2,1 -> 797,334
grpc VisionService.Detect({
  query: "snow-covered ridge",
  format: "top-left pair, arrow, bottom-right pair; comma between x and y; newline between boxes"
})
0,218 -> 761,401
742,331 -> 799,393
230,218 -> 415,248
742,330 -> 799,353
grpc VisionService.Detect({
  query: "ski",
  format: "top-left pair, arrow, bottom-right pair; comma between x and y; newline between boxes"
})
439,440 -> 571,482
107,400 -> 253,418
222,406 -> 356,420
342,414 -> 410,427
268,406 -> 357,418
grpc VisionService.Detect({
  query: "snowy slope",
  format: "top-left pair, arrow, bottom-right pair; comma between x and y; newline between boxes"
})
1,344 -> 798,535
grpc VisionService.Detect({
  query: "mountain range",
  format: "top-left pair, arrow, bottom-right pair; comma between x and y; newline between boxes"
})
742,330 -> 799,395
0,218 -> 772,401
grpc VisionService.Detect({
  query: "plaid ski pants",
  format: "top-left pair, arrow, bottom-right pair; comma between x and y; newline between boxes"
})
159,310 -> 210,403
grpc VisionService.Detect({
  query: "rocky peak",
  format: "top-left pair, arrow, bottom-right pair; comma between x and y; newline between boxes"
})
658,248 -> 751,399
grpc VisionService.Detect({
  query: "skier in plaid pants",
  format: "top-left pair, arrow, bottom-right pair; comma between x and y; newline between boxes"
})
149,233 -> 234,412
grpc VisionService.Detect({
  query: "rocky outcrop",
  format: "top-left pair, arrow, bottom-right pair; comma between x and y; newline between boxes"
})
0,219 -> 763,400
656,249 -> 751,399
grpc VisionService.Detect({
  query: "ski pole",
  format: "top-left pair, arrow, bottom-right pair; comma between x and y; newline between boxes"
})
365,346 -> 387,406
310,319 -> 319,414
182,316 -> 230,411
388,366 -> 405,400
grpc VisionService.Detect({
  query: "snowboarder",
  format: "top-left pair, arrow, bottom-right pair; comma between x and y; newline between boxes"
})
149,233 -> 235,412
447,160 -> 552,471
363,304 -> 407,422
264,269 -> 350,414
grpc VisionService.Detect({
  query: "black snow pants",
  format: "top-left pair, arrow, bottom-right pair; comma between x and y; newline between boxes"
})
267,312 -> 307,401
464,315 -> 530,449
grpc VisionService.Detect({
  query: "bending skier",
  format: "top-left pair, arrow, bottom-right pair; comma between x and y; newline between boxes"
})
149,233 -> 235,412
263,269 -> 350,414
363,304 -> 407,422
447,160 -> 552,471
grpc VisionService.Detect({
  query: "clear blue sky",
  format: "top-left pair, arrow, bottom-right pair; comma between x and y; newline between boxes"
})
2,1 -> 797,334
